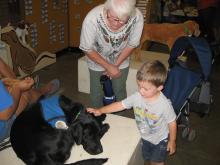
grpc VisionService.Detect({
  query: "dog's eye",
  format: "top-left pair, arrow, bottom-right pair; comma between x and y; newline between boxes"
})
83,124 -> 99,136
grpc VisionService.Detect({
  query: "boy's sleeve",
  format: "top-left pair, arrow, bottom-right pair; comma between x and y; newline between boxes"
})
121,93 -> 138,109
164,100 -> 177,123
0,81 -> 13,111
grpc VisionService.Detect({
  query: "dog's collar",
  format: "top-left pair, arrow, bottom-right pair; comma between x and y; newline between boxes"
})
40,95 -> 68,129
183,23 -> 191,36
73,111 -> 81,121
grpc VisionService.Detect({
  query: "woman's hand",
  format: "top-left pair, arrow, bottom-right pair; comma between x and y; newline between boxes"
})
104,64 -> 121,78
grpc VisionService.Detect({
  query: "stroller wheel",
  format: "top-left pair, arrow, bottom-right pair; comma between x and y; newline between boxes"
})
182,127 -> 190,139
187,129 -> 196,141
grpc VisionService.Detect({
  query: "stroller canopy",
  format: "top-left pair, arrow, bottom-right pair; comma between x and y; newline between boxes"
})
163,36 -> 212,111
169,36 -> 212,80
163,65 -> 201,111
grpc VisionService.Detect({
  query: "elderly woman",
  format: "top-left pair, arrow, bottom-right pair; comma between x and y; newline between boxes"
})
80,0 -> 144,108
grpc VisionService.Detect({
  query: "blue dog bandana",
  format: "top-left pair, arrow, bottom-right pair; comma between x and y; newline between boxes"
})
40,95 -> 68,129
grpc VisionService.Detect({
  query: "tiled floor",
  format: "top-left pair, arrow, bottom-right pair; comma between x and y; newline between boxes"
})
35,48 -> 220,165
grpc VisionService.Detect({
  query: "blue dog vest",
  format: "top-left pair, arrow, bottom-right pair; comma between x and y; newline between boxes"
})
40,95 -> 67,129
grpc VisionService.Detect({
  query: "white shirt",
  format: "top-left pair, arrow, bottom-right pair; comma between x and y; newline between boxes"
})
122,92 -> 176,144
80,4 -> 144,71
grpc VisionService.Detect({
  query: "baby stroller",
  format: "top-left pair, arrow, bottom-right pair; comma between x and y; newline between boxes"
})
163,36 -> 213,141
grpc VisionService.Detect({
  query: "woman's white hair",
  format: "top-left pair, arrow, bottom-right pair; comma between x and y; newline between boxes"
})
104,0 -> 136,20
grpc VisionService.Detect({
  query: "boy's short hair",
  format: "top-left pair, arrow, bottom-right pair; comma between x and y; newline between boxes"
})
136,60 -> 167,87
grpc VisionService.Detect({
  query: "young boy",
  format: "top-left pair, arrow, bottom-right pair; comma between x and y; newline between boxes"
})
87,60 -> 177,165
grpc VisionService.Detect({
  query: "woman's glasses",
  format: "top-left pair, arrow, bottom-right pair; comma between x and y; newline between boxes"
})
106,10 -> 128,25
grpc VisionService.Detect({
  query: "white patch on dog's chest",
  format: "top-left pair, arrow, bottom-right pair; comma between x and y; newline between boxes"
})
55,120 -> 68,129
40,96 -> 68,129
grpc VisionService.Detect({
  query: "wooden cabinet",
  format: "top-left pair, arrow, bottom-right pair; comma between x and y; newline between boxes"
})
20,0 -> 69,53
2,0 -> 156,52
68,0 -> 104,47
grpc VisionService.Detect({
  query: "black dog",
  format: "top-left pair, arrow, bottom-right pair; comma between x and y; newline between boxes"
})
10,95 -> 109,165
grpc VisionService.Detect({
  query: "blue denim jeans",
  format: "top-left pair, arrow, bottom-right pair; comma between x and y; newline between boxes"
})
0,115 -> 16,142
142,138 -> 168,163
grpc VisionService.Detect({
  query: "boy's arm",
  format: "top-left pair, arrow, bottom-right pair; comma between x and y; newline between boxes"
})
167,120 -> 177,155
87,101 -> 124,116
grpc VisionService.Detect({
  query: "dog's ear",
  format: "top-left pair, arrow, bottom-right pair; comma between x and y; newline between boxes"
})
193,23 -> 200,37
59,95 -> 75,110
59,95 -> 85,113
70,122 -> 83,145
99,123 -> 110,138
187,21 -> 200,37
97,114 -> 106,122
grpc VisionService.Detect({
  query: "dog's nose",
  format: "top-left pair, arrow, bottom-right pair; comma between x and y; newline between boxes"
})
96,147 -> 103,154
87,146 -> 103,155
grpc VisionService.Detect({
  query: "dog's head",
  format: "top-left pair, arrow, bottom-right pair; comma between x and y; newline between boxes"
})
59,95 -> 109,155
184,20 -> 200,37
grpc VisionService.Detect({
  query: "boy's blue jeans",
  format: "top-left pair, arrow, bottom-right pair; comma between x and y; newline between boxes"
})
142,138 -> 168,163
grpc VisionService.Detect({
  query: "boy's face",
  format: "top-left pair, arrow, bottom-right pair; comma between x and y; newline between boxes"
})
137,80 -> 163,100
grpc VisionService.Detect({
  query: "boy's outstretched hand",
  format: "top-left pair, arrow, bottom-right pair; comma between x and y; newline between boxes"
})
87,108 -> 102,116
